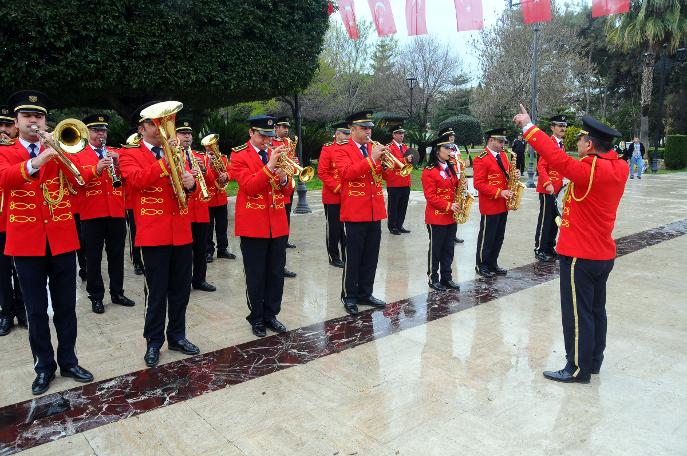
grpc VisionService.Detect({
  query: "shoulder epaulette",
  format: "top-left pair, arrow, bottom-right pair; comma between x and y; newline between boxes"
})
323,141 -> 333,147
425,164 -> 435,169
0,140 -> 15,146
386,142 -> 392,147
120,143 -> 138,148
232,144 -> 248,152
336,139 -> 349,145
477,151 -> 487,158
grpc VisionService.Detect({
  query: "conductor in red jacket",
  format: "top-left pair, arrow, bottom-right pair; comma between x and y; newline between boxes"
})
335,110 -> 387,315
534,114 -> 567,262
232,115 -> 291,338
515,105 -> 628,383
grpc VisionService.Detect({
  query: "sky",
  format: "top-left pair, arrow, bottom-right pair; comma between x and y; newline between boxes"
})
329,0 -> 579,80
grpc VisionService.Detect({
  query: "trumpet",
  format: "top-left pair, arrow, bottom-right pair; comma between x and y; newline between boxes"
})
139,101 -> 188,209
373,141 -> 413,177
276,136 -> 314,182
100,138 -> 122,188
30,119 -> 87,186
201,133 -> 227,175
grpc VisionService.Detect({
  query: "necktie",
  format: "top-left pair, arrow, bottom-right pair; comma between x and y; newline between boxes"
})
28,144 -> 38,159
258,149 -> 268,165
495,153 -> 508,178
360,144 -> 368,158
95,148 -> 104,160
152,146 -> 162,160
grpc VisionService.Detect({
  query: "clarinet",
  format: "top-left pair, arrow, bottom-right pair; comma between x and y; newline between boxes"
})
100,138 -> 122,188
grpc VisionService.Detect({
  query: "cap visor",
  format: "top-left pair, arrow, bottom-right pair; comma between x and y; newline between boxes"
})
258,129 -> 276,137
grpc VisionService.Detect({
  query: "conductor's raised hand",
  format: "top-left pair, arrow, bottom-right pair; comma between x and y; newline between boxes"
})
512,104 -> 532,129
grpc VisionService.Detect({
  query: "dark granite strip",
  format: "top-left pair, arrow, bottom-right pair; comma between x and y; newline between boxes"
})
1,219 -> 685,455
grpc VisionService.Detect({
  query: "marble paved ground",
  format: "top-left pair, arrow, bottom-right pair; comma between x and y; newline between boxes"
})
1,172 -> 686,455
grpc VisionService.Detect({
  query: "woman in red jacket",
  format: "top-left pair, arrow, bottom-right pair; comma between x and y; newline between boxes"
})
421,137 -> 462,292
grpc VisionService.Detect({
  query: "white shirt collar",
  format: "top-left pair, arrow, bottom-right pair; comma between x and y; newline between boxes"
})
18,136 -> 40,152
249,141 -> 264,153
394,141 -> 403,149
486,146 -> 499,158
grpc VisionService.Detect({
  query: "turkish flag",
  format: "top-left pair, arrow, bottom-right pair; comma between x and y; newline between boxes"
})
406,0 -> 427,36
454,0 -> 483,32
327,1 -> 335,16
521,0 -> 552,24
338,0 -> 359,40
592,0 -> 630,17
368,0 -> 397,37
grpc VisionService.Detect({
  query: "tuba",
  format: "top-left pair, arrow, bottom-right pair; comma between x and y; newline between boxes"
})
139,101 -> 188,209
30,119 -> 88,186
276,136 -> 315,182
451,157 -> 474,224
506,151 -> 525,210
125,132 -> 141,146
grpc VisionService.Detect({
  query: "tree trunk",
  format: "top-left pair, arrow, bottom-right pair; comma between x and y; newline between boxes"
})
640,51 -> 655,144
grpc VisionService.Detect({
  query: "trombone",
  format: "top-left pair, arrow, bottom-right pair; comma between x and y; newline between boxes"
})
373,141 -> 413,177
30,119 -> 88,186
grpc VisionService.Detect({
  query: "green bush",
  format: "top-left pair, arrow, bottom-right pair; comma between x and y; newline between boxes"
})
664,135 -> 687,169
438,115 -> 483,146
564,126 -> 581,152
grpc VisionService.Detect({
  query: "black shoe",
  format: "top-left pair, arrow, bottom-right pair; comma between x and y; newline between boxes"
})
168,338 -> 200,355
342,298 -> 359,315
475,265 -> 494,278
329,259 -> 345,268
360,295 -> 386,308
111,294 -> 135,307
490,265 -> 507,275
543,369 -> 590,384
60,365 -> 94,383
217,249 -> 236,259
32,372 -> 55,395
591,355 -> 603,374
389,228 -> 402,235
428,281 -> 446,291
283,268 -> 297,278
206,253 -> 214,263
144,346 -> 160,367
91,299 -> 105,314
79,269 -> 87,281
441,280 -> 461,290
193,281 -> 217,292
265,318 -> 287,333
134,264 -> 145,275
252,323 -> 267,338
399,227 -> 411,233
0,316 -> 14,336
454,237 -> 464,244
16,314 -> 28,328
638,176 -> 641,179
286,242 -> 297,249
535,251 -> 555,262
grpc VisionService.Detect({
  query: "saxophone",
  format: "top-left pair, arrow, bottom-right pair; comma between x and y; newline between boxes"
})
452,158 -> 474,224
505,151 -> 525,210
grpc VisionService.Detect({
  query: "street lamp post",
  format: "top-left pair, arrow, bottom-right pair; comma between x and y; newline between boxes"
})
406,77 -> 418,123
650,46 -> 687,174
293,92 -> 312,214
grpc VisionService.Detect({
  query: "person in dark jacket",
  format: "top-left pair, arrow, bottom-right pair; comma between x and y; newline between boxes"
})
511,133 -> 526,174
626,137 -> 645,179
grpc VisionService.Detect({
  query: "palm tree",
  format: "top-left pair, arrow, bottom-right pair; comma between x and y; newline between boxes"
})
607,0 -> 686,143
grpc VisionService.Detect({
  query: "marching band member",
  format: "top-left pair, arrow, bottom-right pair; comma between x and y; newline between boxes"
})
514,106 -> 628,383
76,114 -> 134,314
438,127 -> 464,244
206,141 -> 234,263
118,102 -> 200,367
0,105 -> 25,336
383,124 -> 413,235
422,137 -> 462,292
534,115 -> 567,262
318,121 -> 348,268
176,119 -> 216,292
473,128 -> 519,278
232,115 -> 290,337
271,116 -> 297,278
335,110 -> 387,315
0,90 -> 95,394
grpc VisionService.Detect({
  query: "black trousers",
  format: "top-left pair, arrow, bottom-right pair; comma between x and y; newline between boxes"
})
74,213 -> 87,274
207,204 -> 229,255
534,193 -> 558,255
516,151 -> 525,174
240,236 -> 287,325
324,204 -> 346,263
14,247 -> 78,374
0,233 -> 24,320
125,209 -> 142,266
427,224 -> 457,283
559,255 -> 614,379
81,217 -> 126,300
342,221 -> 381,300
141,244 -> 192,348
191,222 -> 209,286
285,202 -> 293,242
475,212 -> 508,268
387,186 -> 410,231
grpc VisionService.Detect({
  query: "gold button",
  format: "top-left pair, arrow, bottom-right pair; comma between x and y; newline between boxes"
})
44,219 -> 48,224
